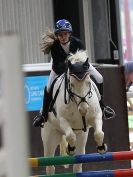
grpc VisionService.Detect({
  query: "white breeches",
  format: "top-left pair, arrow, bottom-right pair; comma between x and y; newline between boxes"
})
88,64 -> 103,84
47,70 -> 58,92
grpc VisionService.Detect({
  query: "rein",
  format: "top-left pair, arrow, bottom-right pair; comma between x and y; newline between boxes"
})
49,74 -> 65,113
72,116 -> 87,132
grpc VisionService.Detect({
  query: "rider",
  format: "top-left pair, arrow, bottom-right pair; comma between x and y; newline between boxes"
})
33,19 -> 115,127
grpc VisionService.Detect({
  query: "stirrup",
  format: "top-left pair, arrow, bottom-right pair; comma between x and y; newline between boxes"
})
103,106 -> 116,120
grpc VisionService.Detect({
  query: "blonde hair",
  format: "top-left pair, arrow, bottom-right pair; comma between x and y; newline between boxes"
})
40,29 -> 57,54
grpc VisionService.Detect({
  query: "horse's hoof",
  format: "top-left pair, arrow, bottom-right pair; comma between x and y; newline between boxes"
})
97,143 -> 107,154
66,144 -> 76,156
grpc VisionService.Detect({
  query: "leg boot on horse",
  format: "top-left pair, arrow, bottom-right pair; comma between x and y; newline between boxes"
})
33,87 -> 51,127
97,83 -> 116,119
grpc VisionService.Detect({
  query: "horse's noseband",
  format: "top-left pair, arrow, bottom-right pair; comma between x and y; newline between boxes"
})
70,72 -> 89,81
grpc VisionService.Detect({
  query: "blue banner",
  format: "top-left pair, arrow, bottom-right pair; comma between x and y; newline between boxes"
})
24,76 -> 49,111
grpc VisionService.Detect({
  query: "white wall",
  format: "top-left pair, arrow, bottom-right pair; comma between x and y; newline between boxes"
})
0,0 -> 54,64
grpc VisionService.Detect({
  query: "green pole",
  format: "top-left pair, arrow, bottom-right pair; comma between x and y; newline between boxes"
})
35,173 -> 76,177
38,156 -> 76,166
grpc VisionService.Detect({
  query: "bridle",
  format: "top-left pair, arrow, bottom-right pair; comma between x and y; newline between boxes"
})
64,70 -> 93,132
67,78 -> 92,107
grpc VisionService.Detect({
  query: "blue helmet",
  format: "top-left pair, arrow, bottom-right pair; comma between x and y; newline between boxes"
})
54,19 -> 72,34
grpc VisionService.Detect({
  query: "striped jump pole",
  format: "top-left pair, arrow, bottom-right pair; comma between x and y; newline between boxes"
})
31,168 -> 133,177
29,151 -> 133,167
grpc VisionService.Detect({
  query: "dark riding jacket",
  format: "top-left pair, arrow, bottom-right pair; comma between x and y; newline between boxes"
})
51,36 -> 85,75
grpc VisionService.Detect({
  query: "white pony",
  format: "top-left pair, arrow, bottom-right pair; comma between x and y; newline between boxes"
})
41,50 -> 107,175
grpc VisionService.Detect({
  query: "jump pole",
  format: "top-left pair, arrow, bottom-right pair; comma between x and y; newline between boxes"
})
0,33 -> 30,177
29,151 -> 133,167
30,168 -> 133,177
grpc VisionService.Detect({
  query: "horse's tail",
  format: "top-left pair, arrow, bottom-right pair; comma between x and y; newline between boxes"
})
60,135 -> 69,168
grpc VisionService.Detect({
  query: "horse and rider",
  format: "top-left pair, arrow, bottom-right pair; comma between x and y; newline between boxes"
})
33,19 -> 115,128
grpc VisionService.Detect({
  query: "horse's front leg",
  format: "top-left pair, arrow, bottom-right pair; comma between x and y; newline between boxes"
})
93,114 -> 107,153
73,129 -> 89,173
41,123 -> 62,175
48,112 -> 76,155
59,117 -> 77,155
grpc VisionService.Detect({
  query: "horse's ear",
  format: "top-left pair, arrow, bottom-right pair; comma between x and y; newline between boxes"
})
85,58 -> 89,64
84,58 -> 90,68
67,60 -> 73,69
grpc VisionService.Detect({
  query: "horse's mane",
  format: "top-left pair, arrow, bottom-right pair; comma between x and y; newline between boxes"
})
67,50 -> 88,64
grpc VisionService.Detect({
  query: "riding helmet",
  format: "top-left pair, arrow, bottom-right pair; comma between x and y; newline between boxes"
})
54,19 -> 72,34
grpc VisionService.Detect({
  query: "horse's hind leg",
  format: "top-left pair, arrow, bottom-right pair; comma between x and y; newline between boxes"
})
93,117 -> 107,153
41,124 -> 62,175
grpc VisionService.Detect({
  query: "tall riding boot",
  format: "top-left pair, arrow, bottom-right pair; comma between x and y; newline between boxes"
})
97,83 -> 105,112
42,87 -> 51,121
97,83 -> 116,119
97,83 -> 104,99
33,86 -> 51,127
96,83 -> 104,110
